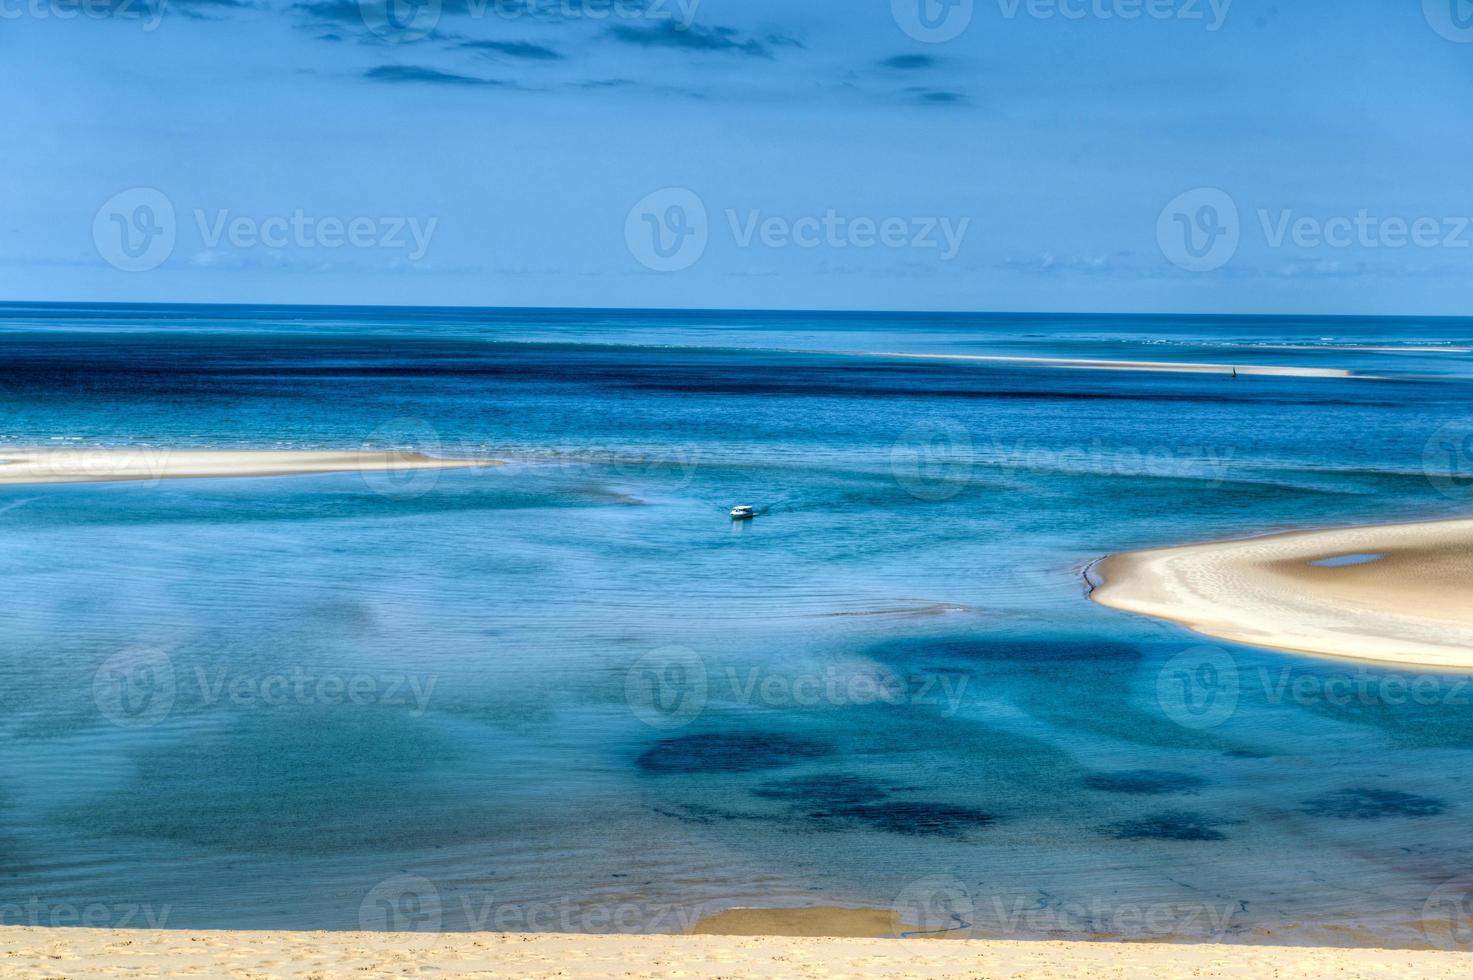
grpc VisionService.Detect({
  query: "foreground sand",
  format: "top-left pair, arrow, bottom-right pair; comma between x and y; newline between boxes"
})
2,927 -> 1469,979
1092,517 -> 1473,669
0,448 -> 494,485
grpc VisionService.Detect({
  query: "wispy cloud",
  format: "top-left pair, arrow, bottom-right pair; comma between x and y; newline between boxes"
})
880,54 -> 937,71
291,0 -> 361,23
573,77 -> 708,99
1002,253 -> 1132,276
171,0 -> 254,17
606,22 -> 802,58
458,39 -> 563,60
910,88 -> 965,105
365,65 -> 506,85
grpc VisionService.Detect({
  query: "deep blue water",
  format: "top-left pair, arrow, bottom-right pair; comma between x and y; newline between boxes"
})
1,304 -> 1472,946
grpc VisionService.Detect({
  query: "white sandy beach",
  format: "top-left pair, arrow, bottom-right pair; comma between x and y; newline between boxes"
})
1091,517 -> 1473,670
0,448 -> 495,486
871,351 -> 1354,378
2,926 -> 1469,979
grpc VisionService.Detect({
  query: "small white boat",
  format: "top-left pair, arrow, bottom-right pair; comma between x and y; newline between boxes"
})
730,505 -> 756,520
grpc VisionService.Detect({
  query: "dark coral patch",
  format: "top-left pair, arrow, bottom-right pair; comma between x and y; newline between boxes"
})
1298,788 -> 1447,820
1099,810 -> 1236,841
812,800 -> 995,838
751,774 -> 993,838
1084,770 -> 1207,796
636,732 -> 832,775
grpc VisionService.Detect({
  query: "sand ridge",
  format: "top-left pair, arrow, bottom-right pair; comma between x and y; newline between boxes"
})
868,351 -> 1354,377
0,448 -> 497,486
1091,517 -> 1473,669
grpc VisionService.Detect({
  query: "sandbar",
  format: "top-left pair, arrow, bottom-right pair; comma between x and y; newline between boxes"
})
0,448 -> 496,486
870,351 -> 1353,378
1091,518 -> 1473,670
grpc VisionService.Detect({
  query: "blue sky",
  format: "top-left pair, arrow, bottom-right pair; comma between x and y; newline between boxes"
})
3,0 -> 1472,313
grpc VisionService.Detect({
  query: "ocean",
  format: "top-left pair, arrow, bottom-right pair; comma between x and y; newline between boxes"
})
1,303 -> 1471,944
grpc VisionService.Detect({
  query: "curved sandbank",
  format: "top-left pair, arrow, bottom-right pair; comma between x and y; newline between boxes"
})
1,926 -> 1469,979
1091,518 -> 1473,670
870,352 -> 1354,378
0,448 -> 497,486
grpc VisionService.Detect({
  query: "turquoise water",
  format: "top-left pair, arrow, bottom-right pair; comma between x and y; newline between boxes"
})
2,304 -> 1472,945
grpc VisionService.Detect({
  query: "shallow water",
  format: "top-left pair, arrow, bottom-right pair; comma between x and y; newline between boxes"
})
1310,553 -> 1387,567
1,304 -> 1472,945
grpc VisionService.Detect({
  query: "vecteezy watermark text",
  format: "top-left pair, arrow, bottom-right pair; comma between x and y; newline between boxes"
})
989,437 -> 1234,484
891,0 -> 1231,43
360,874 -> 711,933
889,419 -> 1237,503
1,0 -> 166,30
194,210 -> 436,261
624,187 -> 970,272
356,0 -> 701,44
473,0 -> 701,22
0,899 -> 171,928
892,875 -> 1242,940
93,188 -> 438,273
983,894 -> 1241,938
1257,210 -> 1471,251
1155,645 -> 1470,731
94,648 -> 439,729
192,664 -> 438,713
625,648 -> 970,729
726,210 -> 969,260
997,0 -> 1231,30
1158,187 -> 1472,273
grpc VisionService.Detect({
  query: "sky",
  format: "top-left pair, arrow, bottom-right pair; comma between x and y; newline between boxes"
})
3,0 -> 1472,314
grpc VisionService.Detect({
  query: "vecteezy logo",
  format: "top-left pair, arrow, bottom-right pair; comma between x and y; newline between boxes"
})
1425,0 -> 1473,42
1156,646 -> 1239,730
1157,187 -> 1240,272
1422,878 -> 1473,948
93,647 -> 177,729
359,417 -> 446,499
93,188 -> 176,273
359,875 -> 443,932
1422,421 -> 1473,498
892,875 -> 975,939
891,0 -> 974,43
890,419 -> 973,501
625,187 -> 708,272
625,647 -> 708,729
357,0 -> 442,43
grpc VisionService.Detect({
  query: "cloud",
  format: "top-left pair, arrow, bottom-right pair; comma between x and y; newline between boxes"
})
458,39 -> 563,59
909,88 -> 965,104
364,65 -> 506,85
170,0 -> 254,15
73,0 -> 249,21
291,0 -> 363,23
880,54 -> 937,70
573,77 -> 708,99
1002,253 -> 1130,276
606,22 -> 801,58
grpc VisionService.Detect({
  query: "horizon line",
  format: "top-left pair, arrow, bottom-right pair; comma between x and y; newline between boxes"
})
1,300 -> 1469,322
